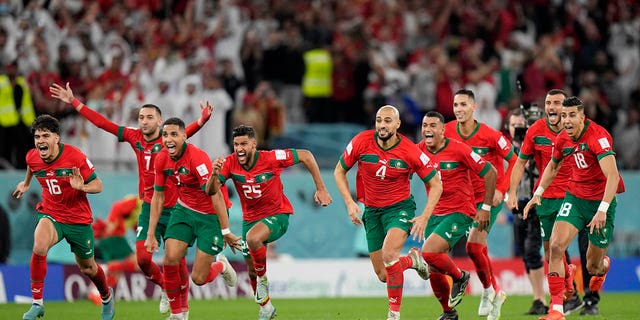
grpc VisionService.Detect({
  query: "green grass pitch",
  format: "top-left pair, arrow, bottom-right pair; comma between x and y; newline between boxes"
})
1,293 -> 638,319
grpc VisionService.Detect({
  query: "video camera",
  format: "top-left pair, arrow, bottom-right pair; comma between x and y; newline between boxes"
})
512,80 -> 544,143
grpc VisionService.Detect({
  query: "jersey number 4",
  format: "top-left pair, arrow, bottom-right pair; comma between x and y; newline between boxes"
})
46,179 -> 62,195
242,184 -> 262,199
376,165 -> 387,180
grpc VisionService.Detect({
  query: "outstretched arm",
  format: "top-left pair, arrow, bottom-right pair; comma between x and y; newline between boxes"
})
205,157 -> 225,195
297,149 -> 332,206
587,155 -> 620,234
50,82 -> 120,135
185,101 -> 213,137
12,166 -> 33,199
334,162 -> 362,225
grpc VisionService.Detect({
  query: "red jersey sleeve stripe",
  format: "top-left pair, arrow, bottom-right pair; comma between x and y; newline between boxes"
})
291,149 -> 299,164
504,147 -> 515,160
154,185 -> 165,191
596,150 -> 615,161
477,162 -> 492,177
118,126 -> 125,142
84,172 -> 97,184
518,152 -> 532,160
339,156 -> 350,170
551,156 -> 561,163
217,174 -> 227,183
420,168 -> 437,183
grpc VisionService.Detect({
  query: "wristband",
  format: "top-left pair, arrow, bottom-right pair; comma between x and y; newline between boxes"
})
597,201 -> 610,213
481,203 -> 492,211
533,186 -> 545,197
221,228 -> 231,235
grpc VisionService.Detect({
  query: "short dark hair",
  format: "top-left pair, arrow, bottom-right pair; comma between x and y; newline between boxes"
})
232,125 -> 256,139
454,89 -> 475,100
162,117 -> 185,130
31,115 -> 60,135
562,96 -> 583,111
140,104 -> 162,116
424,111 -> 445,124
547,89 -> 567,97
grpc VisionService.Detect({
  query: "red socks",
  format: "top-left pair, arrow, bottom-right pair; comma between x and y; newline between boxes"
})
484,245 -> 500,291
422,252 -> 462,279
430,272 -> 453,312
163,264 -> 182,314
136,241 -> 164,288
30,253 -> 47,300
204,262 -> 224,284
467,242 -> 492,289
385,261 -> 404,312
548,273 -> 565,309
88,264 -> 111,300
249,246 -> 267,277
179,257 -> 189,312
107,259 -> 137,273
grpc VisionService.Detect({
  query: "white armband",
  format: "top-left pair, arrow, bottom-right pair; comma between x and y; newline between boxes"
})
221,228 -> 231,235
597,201 -> 610,213
481,203 -> 492,211
533,186 -> 545,197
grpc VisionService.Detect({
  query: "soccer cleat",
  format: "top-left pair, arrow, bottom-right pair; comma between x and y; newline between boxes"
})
526,299 -> 548,315
386,310 -> 400,320
160,291 -> 170,314
182,310 -> 189,320
167,313 -> 184,320
22,303 -> 45,320
538,309 -> 566,320
563,264 -> 576,300
88,290 -> 102,306
408,247 -> 429,280
436,309 -> 458,320
478,287 -> 495,316
448,270 -> 470,308
218,254 -> 238,287
487,290 -> 507,320
255,275 -> 270,304
258,304 -> 277,320
589,256 -> 610,292
562,294 -> 584,315
101,288 -> 116,320
580,303 -> 599,315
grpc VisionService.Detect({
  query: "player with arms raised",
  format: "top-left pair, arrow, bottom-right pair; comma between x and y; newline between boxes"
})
524,97 -> 624,320
334,105 -> 443,320
145,118 -> 239,320
50,83 -> 211,313
14,115 -> 115,320
415,111 -> 497,320
207,125 -> 332,320
444,89 -> 515,318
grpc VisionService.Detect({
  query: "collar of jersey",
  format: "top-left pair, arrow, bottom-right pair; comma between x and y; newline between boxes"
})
170,142 -> 188,161
374,131 -> 401,151
456,121 -> 480,140
44,143 -> 65,164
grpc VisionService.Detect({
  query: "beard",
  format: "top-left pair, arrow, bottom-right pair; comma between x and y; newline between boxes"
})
378,132 -> 394,142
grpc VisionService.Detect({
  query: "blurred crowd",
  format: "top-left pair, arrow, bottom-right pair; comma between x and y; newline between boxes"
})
0,0 -> 639,170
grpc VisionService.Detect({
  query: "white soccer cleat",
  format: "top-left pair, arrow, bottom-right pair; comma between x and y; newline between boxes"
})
217,254 -> 238,287
487,290 -> 507,320
478,287 -> 495,316
408,247 -> 429,280
167,313 -> 184,320
387,310 -> 400,320
255,275 -> 270,304
160,291 -> 170,314
182,310 -> 189,320
258,304 -> 277,320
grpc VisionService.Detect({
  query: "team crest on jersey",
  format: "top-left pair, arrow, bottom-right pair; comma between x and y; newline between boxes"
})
152,144 -> 162,153
178,166 -> 190,175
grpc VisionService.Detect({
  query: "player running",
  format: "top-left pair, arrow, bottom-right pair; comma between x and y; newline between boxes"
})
444,89 -> 515,318
334,105 -> 442,320
14,115 -> 115,320
414,111 -> 497,320
145,117 -> 239,320
207,124 -> 332,320
524,96 -> 625,320
49,82 -> 211,314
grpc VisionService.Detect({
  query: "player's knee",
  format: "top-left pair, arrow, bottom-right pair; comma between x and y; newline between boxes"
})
191,273 -> 207,286
78,264 -> 98,277
245,237 -> 263,251
586,260 -> 602,275
548,242 -> 565,257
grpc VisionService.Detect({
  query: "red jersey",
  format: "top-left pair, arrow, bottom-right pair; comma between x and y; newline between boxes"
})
417,138 -> 492,217
445,121 -> 515,203
218,149 -> 297,222
73,98 -> 200,207
518,118 -> 572,199
551,120 -> 625,200
154,143 -> 225,214
106,196 -> 142,237
26,143 -> 96,224
340,130 -> 438,208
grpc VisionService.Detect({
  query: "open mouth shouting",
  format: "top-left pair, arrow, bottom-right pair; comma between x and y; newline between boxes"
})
165,141 -> 177,156
424,132 -> 435,145
548,111 -> 559,124
37,143 -> 50,158
236,150 -> 248,164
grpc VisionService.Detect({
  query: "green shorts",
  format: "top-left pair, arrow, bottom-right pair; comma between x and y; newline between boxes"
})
38,213 -> 95,259
241,214 -> 290,257
136,201 -> 173,244
537,198 -> 564,241
424,213 -> 473,249
471,200 -> 504,233
556,193 -> 617,248
164,204 -> 224,256
363,196 -> 416,252
97,236 -> 134,262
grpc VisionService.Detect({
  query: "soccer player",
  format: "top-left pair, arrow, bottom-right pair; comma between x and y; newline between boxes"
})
206,125 -> 333,320
88,195 -> 143,305
524,96 -> 625,320
507,89 -> 585,315
49,82 -> 211,314
334,105 -> 443,320
444,89 -> 515,318
145,117 -> 239,320
13,115 -> 115,320
415,111 -> 497,320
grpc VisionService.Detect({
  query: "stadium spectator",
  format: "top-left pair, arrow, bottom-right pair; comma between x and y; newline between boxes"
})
334,105 -> 442,320
415,111 -> 497,320
145,117 -> 238,320
13,114 -> 114,320
524,96 -> 625,320
0,61 -> 34,169
444,89 -> 515,318
207,124 -> 332,320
